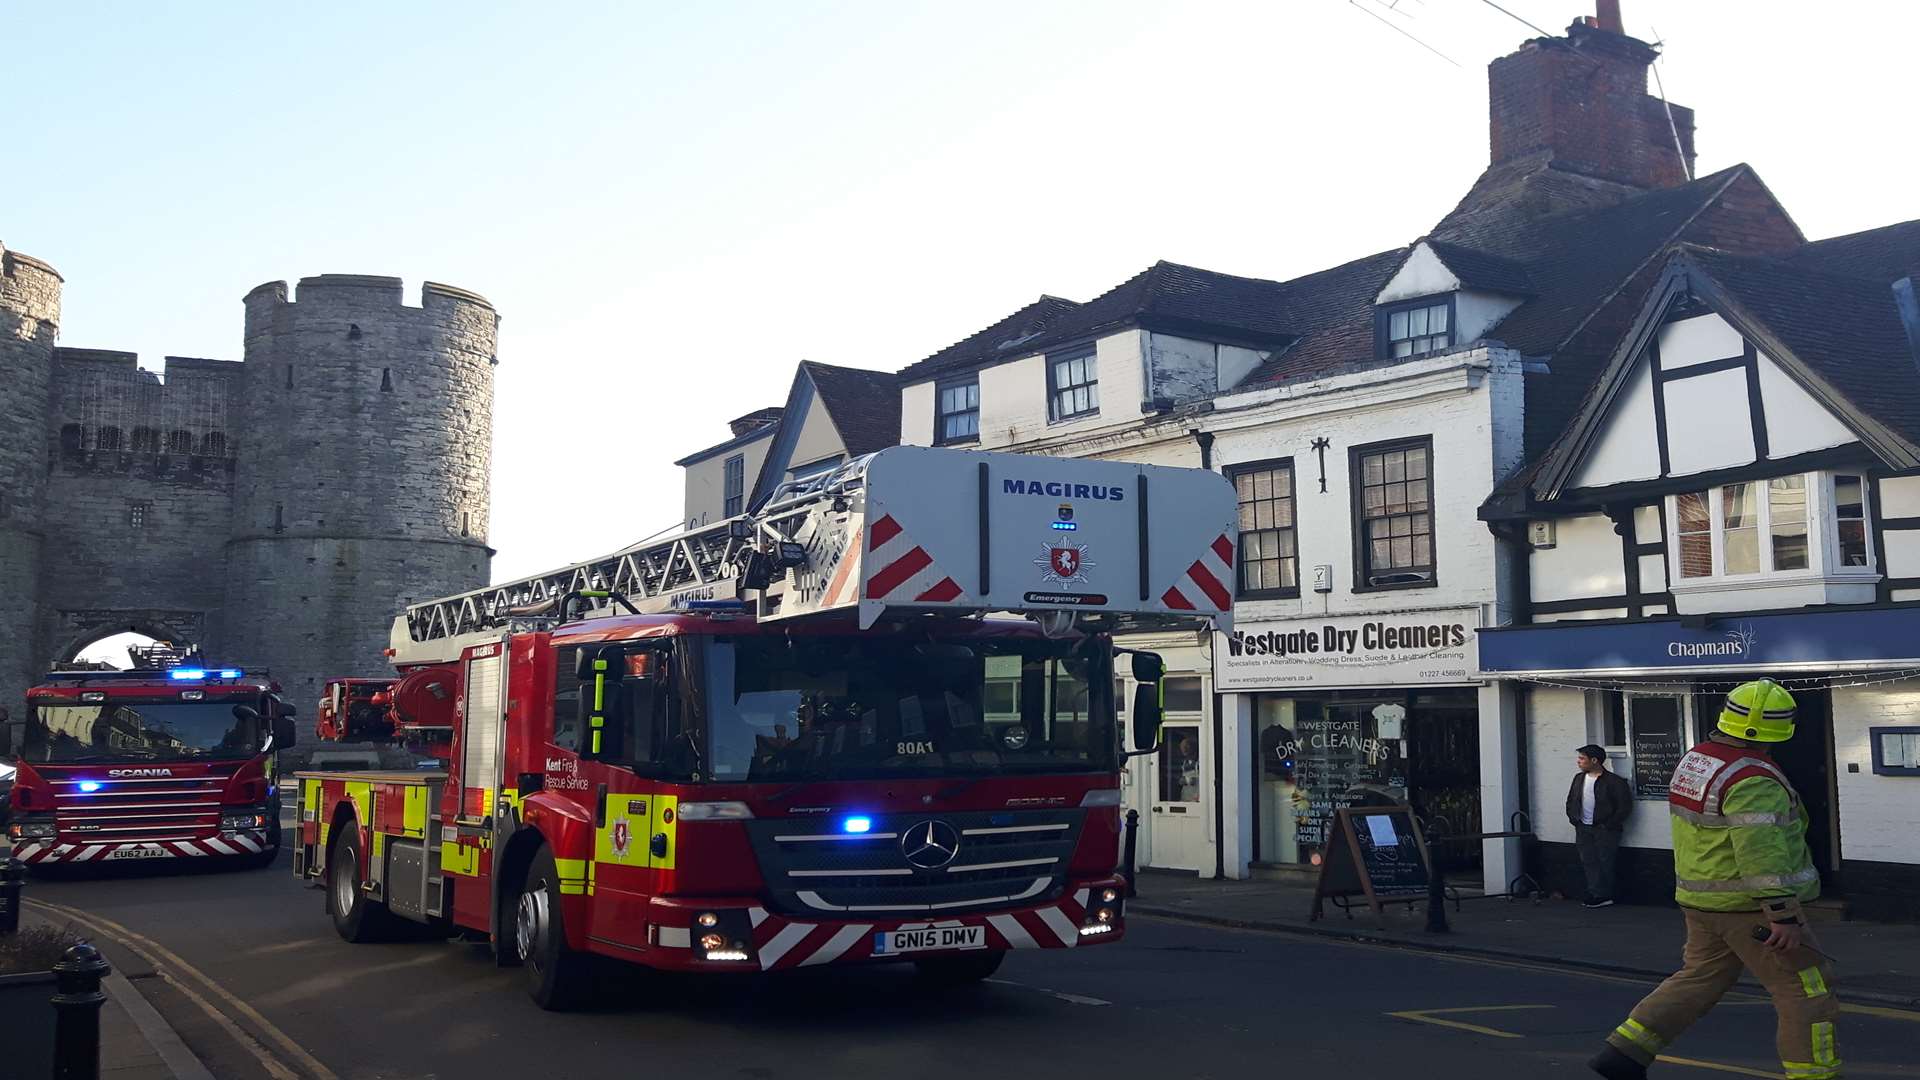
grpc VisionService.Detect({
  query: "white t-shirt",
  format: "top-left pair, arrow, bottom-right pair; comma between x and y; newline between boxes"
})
1581,772 -> 1598,825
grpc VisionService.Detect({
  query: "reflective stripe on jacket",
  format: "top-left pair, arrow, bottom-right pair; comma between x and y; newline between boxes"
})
1667,741 -> 1820,912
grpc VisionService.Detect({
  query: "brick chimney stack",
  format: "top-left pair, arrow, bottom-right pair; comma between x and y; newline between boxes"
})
1486,3 -> 1695,189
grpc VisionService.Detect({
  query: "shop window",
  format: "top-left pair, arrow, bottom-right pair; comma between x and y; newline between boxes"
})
1353,437 -> 1434,589
1230,460 -> 1298,597
1668,472 -> 1875,582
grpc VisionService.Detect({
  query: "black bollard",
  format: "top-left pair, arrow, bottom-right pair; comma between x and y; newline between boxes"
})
1424,866 -> 1450,934
1121,808 -> 1140,899
0,857 -> 23,935
52,941 -> 110,1080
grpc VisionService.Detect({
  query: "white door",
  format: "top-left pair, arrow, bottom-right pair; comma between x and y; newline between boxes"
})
1146,677 -> 1212,873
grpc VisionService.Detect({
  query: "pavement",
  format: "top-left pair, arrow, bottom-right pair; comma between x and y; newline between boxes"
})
6,835 -> 1919,1080
1129,869 -> 1920,1009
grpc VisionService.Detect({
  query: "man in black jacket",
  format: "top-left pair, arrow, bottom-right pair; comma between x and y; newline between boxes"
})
1568,744 -> 1633,907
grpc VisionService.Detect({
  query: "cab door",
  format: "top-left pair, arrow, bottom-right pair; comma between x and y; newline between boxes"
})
445,641 -> 508,931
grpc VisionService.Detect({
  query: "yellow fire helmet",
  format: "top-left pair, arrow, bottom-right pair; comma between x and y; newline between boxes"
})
1718,678 -> 1797,742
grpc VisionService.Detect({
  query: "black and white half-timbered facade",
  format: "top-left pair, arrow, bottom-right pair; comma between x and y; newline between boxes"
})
1479,229 -> 1920,921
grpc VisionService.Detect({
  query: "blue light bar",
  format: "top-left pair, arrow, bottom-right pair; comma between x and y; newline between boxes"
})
218,669 -> 242,679
168,668 -> 207,681
842,816 -> 873,834
78,781 -> 102,793
1050,521 -> 1078,531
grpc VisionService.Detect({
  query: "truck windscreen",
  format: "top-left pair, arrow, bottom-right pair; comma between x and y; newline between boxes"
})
22,701 -> 266,763
700,635 -> 1115,782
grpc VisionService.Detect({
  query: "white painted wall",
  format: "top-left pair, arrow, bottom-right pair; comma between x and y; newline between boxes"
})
1219,344 -> 1266,392
1658,313 -> 1744,369
1832,684 -> 1920,866
965,330 -> 1145,449
1456,289 -> 1523,343
900,380 -> 936,446
1571,357 -> 1660,489
1526,687 -> 1672,851
1664,368 -> 1756,474
1375,243 -> 1459,304
783,381 -> 848,476
1530,513 -> 1623,601
1880,475 -> 1920,517
1881,529 -> 1920,579
1758,350 -> 1856,458
681,431 -> 774,529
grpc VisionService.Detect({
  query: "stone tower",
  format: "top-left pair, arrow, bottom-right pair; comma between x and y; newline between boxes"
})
224,275 -> 498,699
0,244 -> 62,711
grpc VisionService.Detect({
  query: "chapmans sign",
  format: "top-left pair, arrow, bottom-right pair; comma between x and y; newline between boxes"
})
1214,609 -> 1479,691
1475,607 -> 1920,676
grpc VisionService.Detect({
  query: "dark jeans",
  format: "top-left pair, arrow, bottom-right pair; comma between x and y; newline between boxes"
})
1575,824 -> 1622,901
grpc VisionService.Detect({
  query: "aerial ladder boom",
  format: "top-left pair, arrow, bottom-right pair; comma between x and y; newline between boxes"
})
390,446 -> 1238,667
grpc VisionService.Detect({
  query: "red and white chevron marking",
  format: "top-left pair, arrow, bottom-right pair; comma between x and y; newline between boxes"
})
1160,534 -> 1235,613
862,514 -> 969,605
10,831 -> 269,864
655,890 -> 1100,971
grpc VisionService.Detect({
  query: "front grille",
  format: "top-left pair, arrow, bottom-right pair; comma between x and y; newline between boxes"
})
50,771 -> 234,844
745,809 -> 1084,916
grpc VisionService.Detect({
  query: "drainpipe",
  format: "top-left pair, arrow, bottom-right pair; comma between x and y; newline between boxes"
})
1193,427 -> 1225,876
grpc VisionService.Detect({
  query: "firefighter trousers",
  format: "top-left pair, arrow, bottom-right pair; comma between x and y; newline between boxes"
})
1606,908 -> 1841,1079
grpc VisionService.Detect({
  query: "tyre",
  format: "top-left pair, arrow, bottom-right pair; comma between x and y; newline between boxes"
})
328,826 -> 393,942
913,950 -> 1005,987
516,846 -> 594,1010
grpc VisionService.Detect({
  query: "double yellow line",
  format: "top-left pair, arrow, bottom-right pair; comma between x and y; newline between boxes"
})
24,897 -> 339,1080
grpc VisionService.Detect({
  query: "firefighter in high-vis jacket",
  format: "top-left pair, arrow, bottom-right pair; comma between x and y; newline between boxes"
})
1590,679 -> 1839,1080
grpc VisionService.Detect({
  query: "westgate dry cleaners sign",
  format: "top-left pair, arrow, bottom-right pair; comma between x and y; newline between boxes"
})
1214,609 -> 1479,691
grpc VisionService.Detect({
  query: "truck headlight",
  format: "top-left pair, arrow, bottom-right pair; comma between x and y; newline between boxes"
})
9,819 -> 56,840
221,808 -> 269,832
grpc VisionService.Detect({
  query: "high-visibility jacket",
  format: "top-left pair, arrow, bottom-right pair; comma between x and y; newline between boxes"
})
1667,739 -> 1820,914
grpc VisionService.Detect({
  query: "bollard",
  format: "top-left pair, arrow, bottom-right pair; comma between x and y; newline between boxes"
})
0,857 -> 24,935
1424,866 -> 1450,934
52,941 -> 110,1080
1121,809 -> 1140,899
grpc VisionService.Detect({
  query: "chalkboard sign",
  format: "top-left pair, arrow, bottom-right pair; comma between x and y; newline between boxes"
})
1630,698 -> 1686,800
1309,806 -> 1433,920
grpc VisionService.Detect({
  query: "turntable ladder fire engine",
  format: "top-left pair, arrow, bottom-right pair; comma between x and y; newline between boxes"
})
391,445 -> 1238,667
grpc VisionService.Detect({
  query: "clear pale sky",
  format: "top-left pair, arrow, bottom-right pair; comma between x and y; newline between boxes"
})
10,1 -> 1916,585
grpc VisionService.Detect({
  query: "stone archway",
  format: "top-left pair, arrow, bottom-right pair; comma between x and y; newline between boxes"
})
50,609 -> 207,666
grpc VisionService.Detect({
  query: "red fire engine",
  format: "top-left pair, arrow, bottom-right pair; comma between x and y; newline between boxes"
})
5,644 -> 299,868
295,446 -> 1235,1008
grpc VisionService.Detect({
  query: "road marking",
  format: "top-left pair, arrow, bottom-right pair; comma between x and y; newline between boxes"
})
1841,1001 -> 1920,1023
26,897 -> 340,1080
1655,1055 -> 1781,1078
985,978 -> 1112,1006
1384,1004 -> 1554,1038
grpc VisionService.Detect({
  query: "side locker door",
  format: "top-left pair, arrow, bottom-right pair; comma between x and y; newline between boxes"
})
453,643 -> 507,933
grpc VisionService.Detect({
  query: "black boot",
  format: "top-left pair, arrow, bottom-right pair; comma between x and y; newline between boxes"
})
1588,1045 -> 1648,1080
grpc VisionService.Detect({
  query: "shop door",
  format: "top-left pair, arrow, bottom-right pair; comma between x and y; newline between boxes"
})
1146,677 -> 1211,873
1765,689 -> 1840,880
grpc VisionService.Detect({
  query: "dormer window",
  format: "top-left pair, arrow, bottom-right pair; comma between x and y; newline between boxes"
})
1378,297 -> 1453,359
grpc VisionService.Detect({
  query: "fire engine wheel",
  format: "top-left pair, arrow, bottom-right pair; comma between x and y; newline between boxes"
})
912,950 -> 1006,987
328,828 -> 393,943
518,846 -> 593,1010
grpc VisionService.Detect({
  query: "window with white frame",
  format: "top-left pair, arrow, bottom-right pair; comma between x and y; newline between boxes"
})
1047,348 -> 1099,422
935,377 -> 980,444
1668,471 -> 1875,582
1377,297 -> 1453,359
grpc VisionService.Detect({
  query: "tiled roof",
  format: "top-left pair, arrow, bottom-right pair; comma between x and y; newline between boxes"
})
896,263 -> 1302,386
803,361 -> 900,456
1425,240 -> 1535,295
1236,249 -> 1409,385
1788,218 -> 1920,288
672,418 -> 780,467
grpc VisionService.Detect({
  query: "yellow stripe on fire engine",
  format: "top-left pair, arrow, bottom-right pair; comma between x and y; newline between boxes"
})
595,795 -> 652,871
554,857 -> 589,896
651,795 -> 678,871
344,782 -> 372,830
441,837 -> 483,877
302,778 -> 321,822
402,786 -> 428,839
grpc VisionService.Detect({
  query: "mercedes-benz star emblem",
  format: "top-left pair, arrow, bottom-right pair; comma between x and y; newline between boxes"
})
901,819 -> 961,870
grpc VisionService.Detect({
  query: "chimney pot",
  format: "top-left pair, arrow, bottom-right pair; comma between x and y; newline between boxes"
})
1596,0 -> 1625,34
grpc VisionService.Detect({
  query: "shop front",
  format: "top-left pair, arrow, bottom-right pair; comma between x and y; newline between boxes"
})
1215,608 -> 1484,875
1479,607 -> 1920,921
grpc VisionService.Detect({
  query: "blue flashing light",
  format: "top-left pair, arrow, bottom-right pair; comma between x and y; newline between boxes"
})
842,816 -> 873,834
168,668 -> 207,681
78,781 -> 102,793
1050,521 -> 1078,531
218,668 -> 242,679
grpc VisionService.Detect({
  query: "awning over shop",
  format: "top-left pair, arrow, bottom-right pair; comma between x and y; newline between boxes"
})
1477,607 -> 1920,678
